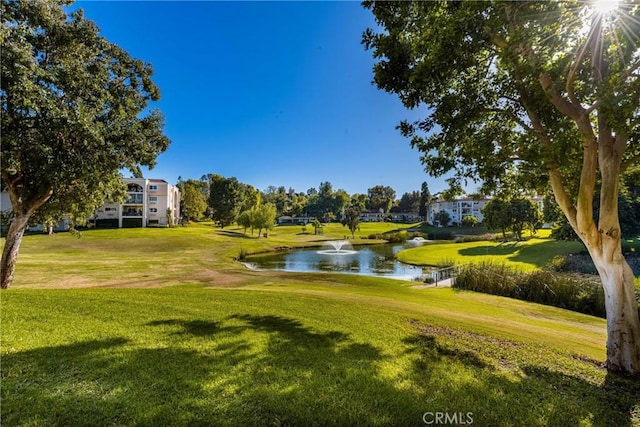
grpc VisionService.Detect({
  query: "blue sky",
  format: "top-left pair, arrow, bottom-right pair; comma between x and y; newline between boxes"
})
74,1 -> 452,197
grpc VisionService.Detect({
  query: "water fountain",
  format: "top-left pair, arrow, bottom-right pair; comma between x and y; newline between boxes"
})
407,237 -> 427,246
246,242 -> 431,281
317,240 -> 357,255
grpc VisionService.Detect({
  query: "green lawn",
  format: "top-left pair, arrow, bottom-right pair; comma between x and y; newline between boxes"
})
2,223 -> 639,425
6,221 -> 421,288
397,235 -> 586,271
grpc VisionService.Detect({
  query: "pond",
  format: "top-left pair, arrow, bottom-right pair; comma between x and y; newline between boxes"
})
244,241 -> 433,281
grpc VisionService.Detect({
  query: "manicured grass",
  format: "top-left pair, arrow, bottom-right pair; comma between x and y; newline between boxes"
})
2,223 -> 639,425
3,285 -> 638,426
7,222 -> 420,288
397,235 -> 585,271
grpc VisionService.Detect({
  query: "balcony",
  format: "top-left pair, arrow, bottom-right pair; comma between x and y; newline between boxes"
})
125,193 -> 144,204
122,208 -> 143,217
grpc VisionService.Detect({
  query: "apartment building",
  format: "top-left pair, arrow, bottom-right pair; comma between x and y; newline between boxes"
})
92,178 -> 180,228
426,198 -> 490,225
389,212 -> 422,223
359,210 -> 386,222
426,196 -> 543,226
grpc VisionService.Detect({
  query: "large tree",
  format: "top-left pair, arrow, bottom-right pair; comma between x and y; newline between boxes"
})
394,190 -> 421,213
367,185 -> 396,213
350,193 -> 370,211
208,176 -> 243,228
483,197 -> 542,240
177,179 -> 208,223
1,1 -> 169,288
262,185 -> 289,217
252,203 -> 277,238
433,210 -> 451,228
482,199 -> 512,240
363,1 -> 640,374
341,206 -> 361,239
240,183 -> 261,213
418,181 -> 432,219
307,181 -> 344,220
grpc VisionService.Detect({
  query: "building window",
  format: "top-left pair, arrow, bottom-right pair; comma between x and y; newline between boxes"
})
126,194 -> 143,204
149,196 -> 158,203
149,185 -> 158,191
123,208 -> 143,217
149,208 -> 158,213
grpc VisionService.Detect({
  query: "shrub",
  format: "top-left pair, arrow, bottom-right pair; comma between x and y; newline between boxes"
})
426,231 -> 454,240
550,221 -> 579,240
433,258 -> 456,269
547,254 -> 598,275
461,215 -> 478,228
384,231 -> 408,243
453,233 -> 497,243
454,261 -> 520,296
454,261 -> 609,318
548,252 -> 640,276
626,254 -> 640,276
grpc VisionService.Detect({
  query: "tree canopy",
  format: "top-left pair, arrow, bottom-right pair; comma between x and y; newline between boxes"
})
177,179 -> 208,223
341,206 -> 361,239
433,210 -> 451,228
393,190 -> 421,213
1,1 -> 169,288
483,197 -> 542,240
363,0 -> 640,374
367,185 -> 396,213
208,176 -> 243,228
418,181 -> 432,218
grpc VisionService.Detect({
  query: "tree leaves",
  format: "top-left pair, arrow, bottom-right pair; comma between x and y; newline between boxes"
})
1,1 -> 170,218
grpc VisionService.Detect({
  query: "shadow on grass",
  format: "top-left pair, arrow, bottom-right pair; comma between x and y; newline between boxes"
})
146,319 -> 222,336
457,243 -> 520,257
2,315 -> 419,425
2,317 -> 638,425
403,324 -> 640,426
457,240 -> 583,268
216,229 -> 254,239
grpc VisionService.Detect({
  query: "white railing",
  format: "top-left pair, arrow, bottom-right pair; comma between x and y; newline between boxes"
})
429,265 -> 462,287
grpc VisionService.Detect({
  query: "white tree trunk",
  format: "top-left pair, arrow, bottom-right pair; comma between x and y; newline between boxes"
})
0,214 -> 30,289
590,249 -> 640,374
1,184 -> 52,289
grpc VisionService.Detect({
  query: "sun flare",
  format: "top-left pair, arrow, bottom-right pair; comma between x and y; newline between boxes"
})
592,0 -> 620,15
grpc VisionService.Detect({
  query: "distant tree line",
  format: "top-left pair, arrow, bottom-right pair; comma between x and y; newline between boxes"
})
176,175 -> 436,231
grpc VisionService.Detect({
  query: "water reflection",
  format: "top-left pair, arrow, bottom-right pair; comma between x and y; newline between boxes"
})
245,244 -> 429,281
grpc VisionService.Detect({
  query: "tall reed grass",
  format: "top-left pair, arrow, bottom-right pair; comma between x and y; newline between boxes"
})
454,261 -> 607,318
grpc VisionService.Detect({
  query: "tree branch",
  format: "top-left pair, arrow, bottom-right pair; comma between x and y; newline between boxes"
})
540,72 -> 584,120
480,107 -> 534,132
515,79 -> 580,228
566,22 -> 596,106
540,71 -> 598,240
584,100 -> 601,115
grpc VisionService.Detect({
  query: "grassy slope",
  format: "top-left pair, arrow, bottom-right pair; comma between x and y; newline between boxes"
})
4,286 -> 636,426
397,234 -> 585,271
8,222 -> 400,288
2,223 -> 639,426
